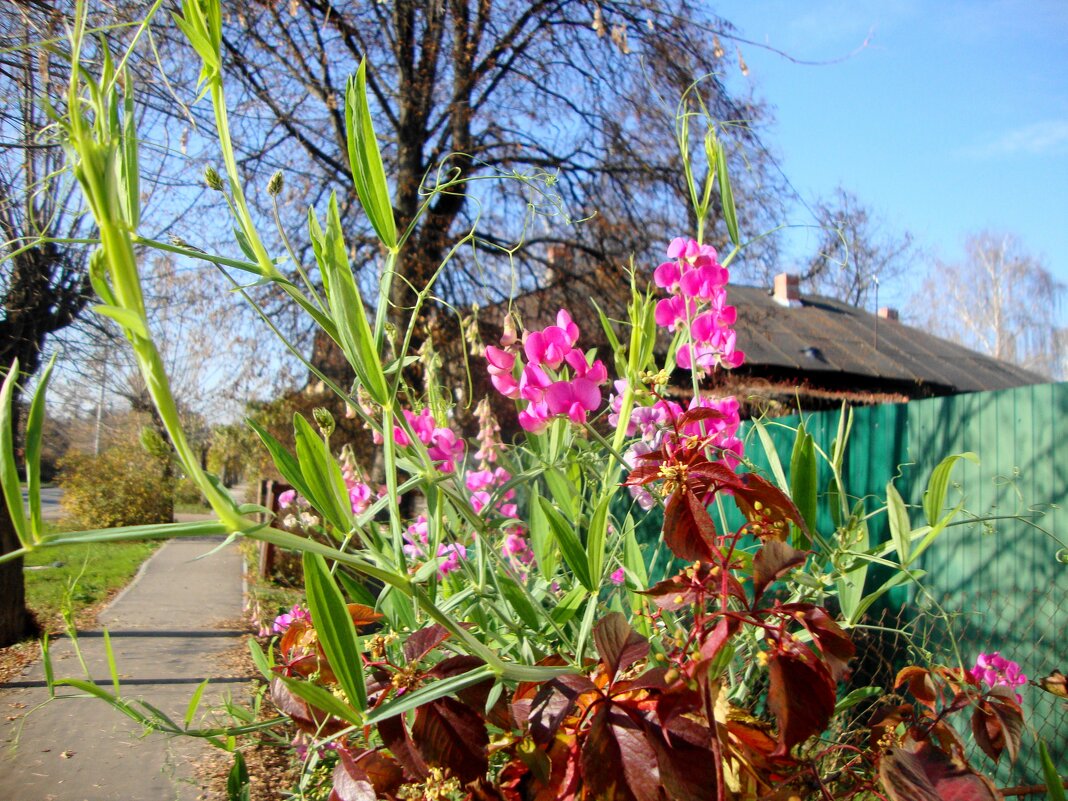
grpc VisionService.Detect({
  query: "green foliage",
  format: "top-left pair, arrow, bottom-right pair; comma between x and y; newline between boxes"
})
57,437 -> 174,530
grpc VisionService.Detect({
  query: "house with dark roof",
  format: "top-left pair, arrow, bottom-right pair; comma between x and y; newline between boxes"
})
480,267 -> 1046,417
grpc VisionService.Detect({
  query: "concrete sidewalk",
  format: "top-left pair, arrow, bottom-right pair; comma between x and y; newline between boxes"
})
0,538 -> 248,801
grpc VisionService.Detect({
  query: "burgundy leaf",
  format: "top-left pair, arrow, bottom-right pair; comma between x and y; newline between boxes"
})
377,714 -> 429,780
648,720 -> 717,801
270,678 -> 347,736
662,489 -> 718,562
403,623 -> 451,664
782,604 -> 855,682
752,541 -> 808,604
766,645 -> 836,755
698,615 -> 741,664
675,406 -> 726,430
411,697 -> 490,784
594,612 -> 649,683
895,666 -> 940,712
879,742 -> 1001,801
581,704 -> 659,801
529,675 -> 597,745
329,750 -> 376,801
623,464 -> 664,486
971,687 -> 1024,765
732,473 -> 807,542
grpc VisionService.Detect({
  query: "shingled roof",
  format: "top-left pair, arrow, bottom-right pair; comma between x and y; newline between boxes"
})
485,268 -> 1046,398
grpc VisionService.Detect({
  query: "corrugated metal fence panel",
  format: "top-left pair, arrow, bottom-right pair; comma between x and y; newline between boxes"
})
906,383 -> 1068,785
647,385 -> 1065,781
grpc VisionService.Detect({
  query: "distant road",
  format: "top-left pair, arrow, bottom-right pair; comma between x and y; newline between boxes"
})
19,485 -> 63,520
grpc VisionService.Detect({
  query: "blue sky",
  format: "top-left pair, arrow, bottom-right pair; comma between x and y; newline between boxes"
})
715,0 -> 1068,304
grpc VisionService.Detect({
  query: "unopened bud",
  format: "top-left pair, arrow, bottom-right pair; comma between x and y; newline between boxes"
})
500,313 -> 518,348
313,407 -> 335,438
267,170 -> 284,196
204,166 -> 224,191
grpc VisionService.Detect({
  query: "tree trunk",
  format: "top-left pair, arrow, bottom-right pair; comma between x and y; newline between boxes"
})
0,502 -> 31,646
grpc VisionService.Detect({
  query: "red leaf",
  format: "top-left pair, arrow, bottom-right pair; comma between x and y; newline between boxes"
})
329,750 -> 376,801
675,406 -> 727,430
878,743 -> 1001,801
411,697 -> 489,784
347,603 -> 384,629
782,604 -> 855,682
622,464 -> 664,487
593,612 -> 649,683
971,687 -> 1024,765
581,705 -> 660,801
766,645 -> 836,755
732,473 -> 807,542
529,674 -> 598,745
662,490 -> 716,562
269,678 -> 348,736
403,623 -> 451,664
698,615 -> 741,664
895,666 -> 940,712
752,541 -> 808,604
377,714 -> 429,780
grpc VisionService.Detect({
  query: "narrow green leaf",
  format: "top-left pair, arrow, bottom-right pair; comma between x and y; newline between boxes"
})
550,586 -> 589,629
276,673 -> 362,726
0,360 -> 28,547
537,497 -> 594,590
92,304 -> 149,340
103,627 -> 121,697
25,354 -> 55,542
226,751 -> 251,801
184,679 -> 210,728
42,633 -> 54,696
586,495 -> 611,584
292,414 -> 352,533
248,638 -> 273,680
923,452 -> 979,526
303,552 -> 367,711
246,419 -> 312,503
833,686 -> 882,715
1039,740 -> 1066,801
497,574 -> 542,632
362,666 -> 496,726
752,420 -> 788,491
622,517 -> 647,587
345,61 -> 396,249
715,139 -> 739,246
789,421 -> 817,548
885,482 -> 911,564
528,486 -> 557,579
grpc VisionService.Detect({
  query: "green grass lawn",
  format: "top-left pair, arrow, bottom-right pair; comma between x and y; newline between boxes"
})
24,540 -> 160,631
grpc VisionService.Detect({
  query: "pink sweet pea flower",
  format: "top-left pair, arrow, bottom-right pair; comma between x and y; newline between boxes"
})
277,490 -> 297,508
556,309 -> 580,345
518,399 -> 552,433
524,326 -> 573,369
436,543 -> 467,576
272,604 -> 311,635
610,567 -> 626,585
545,377 -> 601,424
971,652 -> 1028,702
653,260 -> 681,291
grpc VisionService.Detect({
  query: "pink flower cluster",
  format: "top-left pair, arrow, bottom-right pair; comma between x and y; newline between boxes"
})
971,652 -> 1028,702
466,467 -> 518,519
272,604 -> 311,635
653,238 -> 744,373
392,408 -> 465,473
486,310 -> 608,433
402,515 -> 468,578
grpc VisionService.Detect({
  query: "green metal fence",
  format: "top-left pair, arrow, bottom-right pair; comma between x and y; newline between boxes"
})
739,382 -> 1068,787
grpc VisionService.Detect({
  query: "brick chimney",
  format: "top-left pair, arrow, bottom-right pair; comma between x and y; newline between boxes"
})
877,307 -> 899,321
773,272 -> 802,307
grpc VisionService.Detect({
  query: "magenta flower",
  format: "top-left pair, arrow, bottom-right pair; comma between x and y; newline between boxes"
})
277,490 -> 297,508
436,543 -> 467,576
610,567 -> 626,585
272,604 -> 311,635
545,378 -> 601,425
972,652 -> 1027,702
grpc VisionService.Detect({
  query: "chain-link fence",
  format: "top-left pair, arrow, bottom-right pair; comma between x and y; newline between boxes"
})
850,591 -> 1066,791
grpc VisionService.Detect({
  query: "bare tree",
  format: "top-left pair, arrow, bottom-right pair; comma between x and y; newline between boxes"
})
912,231 -> 1064,379
802,187 -> 914,308
0,2 -> 96,645
159,1 -> 785,327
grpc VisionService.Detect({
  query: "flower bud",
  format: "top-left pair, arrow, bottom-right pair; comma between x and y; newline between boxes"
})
267,170 -> 284,196
313,407 -> 335,438
204,165 -> 224,192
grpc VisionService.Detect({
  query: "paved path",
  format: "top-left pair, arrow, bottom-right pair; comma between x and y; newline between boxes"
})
0,538 -> 247,800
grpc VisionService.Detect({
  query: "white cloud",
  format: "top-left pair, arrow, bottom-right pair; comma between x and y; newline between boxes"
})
960,120 -> 1068,159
